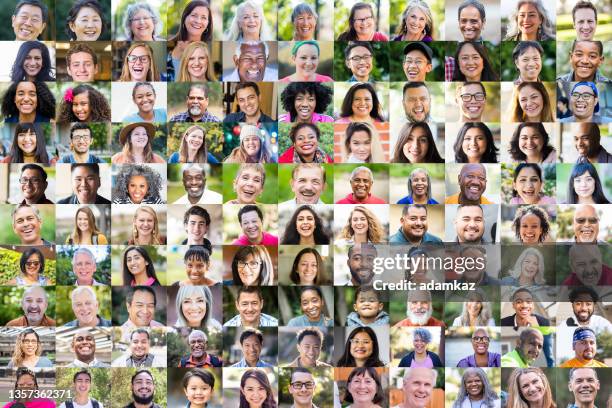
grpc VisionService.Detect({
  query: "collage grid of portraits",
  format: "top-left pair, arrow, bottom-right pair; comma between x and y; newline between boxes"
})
0,0 -> 610,407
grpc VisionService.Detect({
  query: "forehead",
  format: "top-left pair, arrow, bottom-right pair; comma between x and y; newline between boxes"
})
575,7 -> 596,18
518,3 -> 538,12
406,207 -> 427,216
353,170 -> 371,179
130,46 -> 148,56
132,290 -> 154,302
74,252 -> 93,261
575,206 -> 597,217
461,166 -> 485,177
22,167 -> 43,177
17,82 -> 37,93
189,88 -> 206,98
348,46 -> 370,56
292,372 -> 313,382
353,7 -> 372,17
351,246 -> 376,257
241,43 -> 265,55
295,166 -> 323,179
71,52 -> 95,63
15,206 -> 37,218
237,86 -> 257,97
238,291 -> 261,302
514,290 -> 533,300
518,46 -> 541,57
190,332 -> 205,340
405,86 -> 430,98
571,369 -> 597,381
133,372 -> 153,382
184,168 -> 204,177
16,4 -> 43,16
25,287 -> 46,298
461,84 -> 484,94
519,85 -> 540,96
574,41 -> 600,54
405,50 -> 427,59
74,329 -> 92,339
460,5 -> 482,18
74,290 -> 95,301
241,210 -> 261,222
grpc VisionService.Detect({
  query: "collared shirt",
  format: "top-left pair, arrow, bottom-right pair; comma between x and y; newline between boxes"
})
169,110 -> 220,123
67,358 -> 110,368
231,357 -> 274,367
174,190 -> 223,204
576,146 -> 612,164
348,75 -> 372,83
20,194 -> 54,205
64,315 -> 112,327
178,353 -> 222,368
556,70 -> 611,83
6,314 -> 55,327
75,279 -> 105,286
123,402 -> 162,408
224,313 -> 278,327
285,356 -> 331,368
57,193 -> 111,205
223,111 -> 274,123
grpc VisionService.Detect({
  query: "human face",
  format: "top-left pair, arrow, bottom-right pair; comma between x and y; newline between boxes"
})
290,166 -> 325,204
67,52 -> 98,82
346,46 -> 373,82
297,335 -> 321,366
512,291 -> 534,319
15,82 -> 37,116
13,206 -> 42,245
183,168 -> 205,198
73,252 -> 96,284
457,84 -> 485,121
186,214 -> 208,244
347,245 -> 376,285
350,331 -> 374,364
403,86 -> 431,122
568,369 -> 600,405
72,165 -> 100,204
185,256 -> 209,285
126,249 -> 149,279
72,91 -> 91,122
354,290 -> 383,319
23,253 -> 42,278
130,126 -> 149,150
241,334 -> 262,365
20,168 -> 46,203
518,372 -> 545,404
467,301 -> 482,317
126,290 -> 156,326
235,291 -> 263,326
517,3 -> 542,40
403,369 -> 434,408
129,332 -> 150,359
462,127 -> 487,163
185,6 -> 209,40
351,89 -> 374,120
521,253 -> 539,281
573,123 -> 596,157
69,6 -> 102,41
297,252 -> 318,284
12,4 -> 46,41
128,175 -> 149,204
570,41 -> 603,82
519,85 -> 544,121
127,46 -> 151,81
513,167 -> 543,204
133,85 -> 156,114
459,5 -> 484,41
348,372 -> 377,403
74,373 -> 92,396
237,253 -> 262,286
455,206 -> 485,243
301,289 -> 323,321
470,329 -> 490,355
21,333 -> 38,357
135,210 -> 155,239
71,129 -> 92,154
242,133 -> 261,158
458,165 -> 487,202
410,171 -> 428,199
184,377 -> 212,406
518,126 -> 544,161
236,87 -> 260,118
457,43 -> 484,82
401,207 -> 427,241
574,336 -> 596,361
294,92 -> 316,122
294,126 -> 319,160
571,247 -> 602,286
294,12 -> 316,40
17,128 -> 37,155
573,205 -> 599,243
464,373 -> 484,398
234,43 -> 267,82
408,300 -> 431,324
132,372 -> 155,402
181,292 -> 207,326
350,170 -> 373,200
570,85 -> 597,121
413,334 -> 427,354
187,87 -> 209,117
348,130 -> 372,162
289,372 -> 315,406
406,7 -> 427,38
130,8 -> 155,41
296,209 -> 316,240
240,211 -> 263,243
515,47 -> 542,82
23,49 -> 42,80
239,6 -> 261,39
350,210 -> 369,237
242,378 -> 267,407
293,44 -> 319,78
234,167 -> 264,204
403,50 -> 432,82
574,8 -> 596,40
72,291 -> 99,326
184,129 -> 204,154
573,171 -> 596,202
188,47 -> 209,80
519,213 -> 543,243
71,330 -> 96,361
353,7 -> 375,40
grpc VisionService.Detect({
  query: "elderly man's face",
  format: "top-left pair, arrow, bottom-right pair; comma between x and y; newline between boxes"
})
458,165 -> 486,202
573,205 -> 599,243
187,88 -> 209,117
518,331 -> 543,363
73,252 -> 97,284
72,329 -> 96,361
72,290 -> 99,326
183,168 -> 206,198
20,168 -> 47,203
570,41 -> 604,81
234,43 -> 267,82
350,170 -> 373,200
290,166 -> 325,204
568,368 -> 600,405
570,246 -> 603,286
22,287 -> 48,322
403,368 -> 435,408
12,4 -> 46,41
13,206 -> 42,245
189,332 -> 207,357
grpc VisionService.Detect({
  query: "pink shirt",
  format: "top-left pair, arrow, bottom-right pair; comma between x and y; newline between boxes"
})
335,193 -> 387,204
232,231 -> 279,245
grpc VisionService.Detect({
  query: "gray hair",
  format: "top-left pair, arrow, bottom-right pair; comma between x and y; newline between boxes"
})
12,204 -> 41,223
457,0 -> 486,20
413,327 -> 432,343
188,329 -> 207,343
72,247 -> 96,264
71,286 -> 98,303
453,368 -> 499,408
176,286 -> 214,327
407,168 -> 432,201
508,247 -> 545,285
123,2 -> 162,40
458,301 -> 492,326
504,0 -> 554,40
225,1 -> 273,40
23,286 -> 48,303
292,3 -> 318,22
234,40 -> 270,59
403,367 -> 438,383
350,166 -> 373,180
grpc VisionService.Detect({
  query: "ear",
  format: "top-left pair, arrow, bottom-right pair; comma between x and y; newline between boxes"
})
94,64 -> 99,75
425,63 -> 433,73
233,55 -> 239,67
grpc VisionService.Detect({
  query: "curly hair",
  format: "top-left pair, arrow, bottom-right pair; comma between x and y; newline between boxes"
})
289,247 -> 327,285
6,123 -> 50,164
177,41 -> 216,81
452,42 -> 499,81
281,205 -> 330,244
121,245 -> 158,285
454,122 -> 499,163
58,84 -> 111,123
339,82 -> 385,121
65,0 -> 106,40
1,81 -> 56,121
169,0 -> 213,42
113,165 -> 163,204
340,206 -> 384,243
11,329 -> 42,367
178,125 -> 208,163
225,0 -> 273,41
508,123 -> 555,162
452,368 -> 499,408
129,206 -> 162,245
391,122 -> 444,163
509,82 -> 554,122
231,245 -> 274,285
119,43 -> 160,81
396,0 -> 435,40
10,41 -> 55,81
239,369 -> 276,408
504,0 -> 555,41
567,162 -> 610,204
337,326 -> 384,367
512,205 -> 550,243
337,2 -> 376,41
280,82 -> 333,121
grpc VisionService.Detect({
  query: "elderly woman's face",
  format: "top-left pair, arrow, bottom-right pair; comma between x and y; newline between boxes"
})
413,334 -> 427,353
70,6 -> 102,41
234,167 -> 264,204
406,7 -> 427,37
464,373 -> 484,398
521,253 -> 539,280
185,6 -> 209,39
347,372 -> 377,404
294,12 -> 316,40
239,5 -> 261,39
181,291 -> 207,326
130,8 -> 155,41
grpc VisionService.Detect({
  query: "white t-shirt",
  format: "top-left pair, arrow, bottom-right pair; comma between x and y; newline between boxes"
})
59,398 -> 104,408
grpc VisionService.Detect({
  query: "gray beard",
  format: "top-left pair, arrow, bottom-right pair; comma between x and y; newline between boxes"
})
408,309 -> 432,325
189,105 -> 202,116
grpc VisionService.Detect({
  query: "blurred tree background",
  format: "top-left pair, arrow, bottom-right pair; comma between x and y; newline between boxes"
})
55,367 -> 111,407
222,163 -> 279,203
277,163 -> 334,203
55,245 -> 111,285
222,286 -> 279,322
556,0 -> 612,41
388,41 -> 447,82
108,367 -> 167,407
112,0 -> 168,40
167,327 -> 222,367
110,122 -> 168,159
221,0 -> 278,38
500,163 -> 556,203
55,285 -> 111,325
278,286 -> 334,325
389,0 -> 445,39
500,41 -> 557,82
0,204 -> 55,245
55,0 -> 112,41
333,41 -> 390,81
0,287 -> 56,324
0,246 -> 56,285
167,122 -> 224,161
556,40 -> 612,79
445,368 -> 501,407
278,367 -> 334,407
167,163 -> 223,202
0,0 -> 55,41
278,122 -> 334,157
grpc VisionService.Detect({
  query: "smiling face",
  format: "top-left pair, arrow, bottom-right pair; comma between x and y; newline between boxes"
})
72,290 -> 99,326
130,8 -> 155,41
571,295 -> 596,323
291,166 -> 325,204
348,130 -> 372,161
348,371 -> 377,402
403,86 -> 430,122
519,213 -> 543,243
574,8 -> 596,40
571,246 -> 602,285
234,167 -> 264,204
517,3 -> 542,40
133,85 -> 156,114
459,5 -> 484,41
410,171 -> 428,199
21,332 -> 38,357
293,92 -> 316,122
454,205 -> 484,243
568,368 -> 600,405
294,12 -> 316,40
15,81 -> 38,116
69,6 -> 102,40
71,330 -> 96,362
128,175 -> 149,204
350,331 -> 374,364
518,85 -> 544,121
130,332 -> 150,359
403,369 -> 434,408
185,6 -> 209,40
464,373 -> 484,399
132,372 -> 154,403
183,168 -> 205,198
300,289 -> 324,321
354,289 -> 383,319
403,126 -> 429,163
297,334 -> 321,366
181,292 -> 207,327
184,376 -> 212,406
351,89 -> 374,120
458,43 -> 484,81
72,128 -> 92,154
462,127 -> 487,163
346,45 -> 373,82
241,334 -> 262,365
126,249 -> 149,279
72,91 -> 91,122
294,125 -> 319,160
457,83 -> 485,121
458,165 -> 487,202
237,253 -> 262,285
242,377 -> 267,407
235,291 -> 263,326
570,85 -> 597,121
512,290 -> 534,319
240,210 -> 263,243
573,171 -> 596,202
293,44 -> 319,78
515,47 -> 542,82
403,50 -> 432,82
234,42 -> 267,82
23,252 -> 42,278
239,6 -> 261,39
413,334 -> 428,354
130,126 -> 150,150
71,165 -> 100,204
236,86 -> 260,118
518,372 -> 545,404
521,253 -> 540,281
574,336 -> 597,361
135,209 -> 155,240
348,245 -> 376,285
67,52 -> 98,82
296,209 -> 316,240
352,6 -> 375,40
127,46 -> 151,81
187,46 -> 209,80
13,206 -> 42,245
74,373 -> 91,396
513,166 -> 542,204
23,48 -> 42,80
127,290 -> 155,326
573,205 -> 599,243
350,209 -> 369,237
289,371 -> 315,405
297,252 -> 318,284
570,41 -> 603,82
406,7 -> 427,37
350,170 -> 373,200
12,4 -> 46,40
518,126 -> 544,161
20,168 -> 46,203
401,206 -> 427,242
185,255 -> 209,285
73,252 -> 96,285
17,128 -> 37,155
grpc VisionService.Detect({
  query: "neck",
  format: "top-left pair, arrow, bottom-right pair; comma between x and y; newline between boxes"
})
300,236 -> 316,245
78,355 -> 94,364
23,237 -> 43,246
245,358 -> 258,367
137,234 -> 152,245
462,114 -> 482,123
354,73 -> 369,82
352,402 -> 375,408
187,194 -> 203,204
354,357 -> 367,367
469,395 -> 483,402
74,393 -> 89,405
187,34 -> 201,42
576,115 -> 594,122
78,278 -> 94,285
192,352 -> 207,362
529,400 -> 544,408
241,315 -> 260,327
133,402 -> 152,408
23,274 -> 40,283
134,274 -> 150,285
526,153 -> 543,163
293,401 -> 313,408
412,194 -> 427,204
139,110 -> 154,121
353,232 -> 368,243
299,152 -> 316,162
296,72 -> 316,82
521,32 -> 538,41
357,33 -> 373,41
468,314 -> 478,326
415,349 -> 427,358
79,316 -> 99,327
243,33 -> 259,41
19,112 -> 36,122
248,233 -> 263,245
458,193 -> 480,205
72,151 -> 90,162
359,314 -> 377,324
578,196 -> 595,204
518,276 -> 534,286
245,110 -> 261,125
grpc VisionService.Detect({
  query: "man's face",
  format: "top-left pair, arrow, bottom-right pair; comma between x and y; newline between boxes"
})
401,207 -> 428,241
457,84 -> 485,121
462,248 -> 486,282
350,170 -> 373,200
458,165 -> 487,202
297,334 -> 321,366
72,290 -> 99,326
289,372 -> 315,406
126,290 -> 156,326
403,86 -> 431,122
403,368 -> 434,408
234,43 -> 267,82
20,168 -> 47,203
408,300 -> 432,325
235,291 -> 263,326
459,5 -> 484,41
73,253 -> 97,284
573,123 -> 596,157
130,332 -> 150,359
570,41 -> 604,81
74,373 -> 91,395
240,210 -> 263,242
574,336 -> 597,361
67,52 -> 98,82
572,293 -> 595,323
347,245 -> 376,284
512,291 -> 534,319
13,206 -> 42,245
182,168 -> 206,198
12,4 -> 46,41
185,214 -> 208,243
568,369 -> 600,405
71,329 -> 96,361
236,86 -> 261,117
570,84 -> 598,121
22,287 -> 47,322
72,165 -> 100,204
346,45 -> 373,80
518,331 -> 543,363
187,88 -> 209,118
455,206 -> 485,243
132,372 -> 155,405
403,50 -> 432,82
290,166 -> 325,204
574,8 -> 597,41
570,246 -> 602,286
189,332 -> 207,357
242,334 -> 262,365
71,129 -> 93,154
573,205 -> 599,243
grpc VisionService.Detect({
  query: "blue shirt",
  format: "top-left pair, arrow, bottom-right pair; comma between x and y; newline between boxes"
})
168,151 -> 219,164
170,110 -> 220,123
58,153 -> 103,163
389,227 -> 443,244
224,313 -> 278,327
123,108 -> 167,122
397,196 -> 439,204
231,358 -> 274,367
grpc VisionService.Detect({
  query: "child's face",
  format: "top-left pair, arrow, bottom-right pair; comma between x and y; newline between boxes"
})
353,290 -> 383,318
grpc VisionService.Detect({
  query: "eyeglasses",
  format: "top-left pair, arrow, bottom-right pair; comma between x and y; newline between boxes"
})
291,381 -> 315,390
575,217 -> 599,224
404,58 -> 427,67
19,177 -> 43,185
349,339 -> 372,346
472,336 -> 490,343
571,92 -> 595,102
237,261 -> 261,270
72,134 -> 91,141
354,16 -> 373,24
127,55 -> 150,64
349,54 -> 372,63
25,261 -> 41,267
459,93 -> 486,102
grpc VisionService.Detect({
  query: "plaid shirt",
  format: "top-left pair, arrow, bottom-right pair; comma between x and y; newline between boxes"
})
169,110 -> 220,122
445,56 -> 455,82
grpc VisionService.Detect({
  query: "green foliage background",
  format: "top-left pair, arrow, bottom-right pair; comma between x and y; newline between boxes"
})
167,122 -> 224,161
55,367 -> 112,407
0,287 -> 56,324
54,285 -> 112,325
222,163 -> 279,203
110,123 -> 168,159
0,204 -> 56,245
500,163 -> 557,203
0,247 -> 56,285
112,0 -> 169,40
333,42 -> 390,81
500,41 -> 557,82
0,0 -> 55,41
167,163 -> 224,202
277,163 -> 334,203
55,0 -> 112,41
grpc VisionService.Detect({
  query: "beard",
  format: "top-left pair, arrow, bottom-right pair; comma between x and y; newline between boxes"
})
133,391 -> 154,405
408,308 -> 432,325
189,105 -> 202,116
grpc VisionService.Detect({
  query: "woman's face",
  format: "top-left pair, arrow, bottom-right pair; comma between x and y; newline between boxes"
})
458,43 -> 484,81
135,210 -> 155,238
519,85 -> 544,121
403,127 -> 429,163
24,253 -> 41,277
294,92 -> 316,122
130,8 -> 155,41
239,6 -> 261,39
72,91 -> 91,122
294,12 -> 316,40
23,48 -> 42,79
242,134 -> 261,157
181,291 -> 207,326
70,6 -> 102,41
184,6 -> 209,39
242,377 -> 268,407
76,211 -> 91,232
184,377 -> 212,405
234,167 -> 264,204
16,373 -> 36,390
574,171 -> 596,200
21,333 -> 38,357
187,47 -> 209,79
518,372 -> 545,404
294,126 -> 319,159
519,213 -> 543,243
301,289 -> 323,321
133,85 -> 156,114
127,46 -> 151,81
465,373 -> 484,398
17,128 -> 37,154
517,3 -> 542,38
351,89 -> 374,119
350,331 -> 374,361
513,167 -> 543,204
518,127 -> 544,159
467,301 -> 482,316
413,334 -> 427,353
130,126 -> 149,149
185,256 -> 209,284
462,127 -> 487,162
410,171 -> 428,198
406,7 -> 427,36
352,7 -> 374,39
126,249 -> 148,277
349,130 -> 372,161
185,128 -> 205,151
128,175 -> 149,204
296,209 -> 316,239
297,252 -> 318,284
15,81 -> 38,115
237,253 -> 261,286
293,44 -> 319,77
348,372 -> 377,404
521,253 -> 539,280
350,210 -> 369,236
515,47 -> 542,82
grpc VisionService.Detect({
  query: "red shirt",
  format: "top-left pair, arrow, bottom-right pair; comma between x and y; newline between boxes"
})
335,193 -> 386,204
393,316 -> 446,328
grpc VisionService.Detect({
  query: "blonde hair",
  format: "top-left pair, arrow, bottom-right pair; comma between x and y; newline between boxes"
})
396,0 -> 435,39
340,205 -> 384,243
507,368 -> 556,408
130,206 -> 162,245
119,43 -> 160,81
179,125 -> 208,163
507,247 -> 545,285
177,42 -> 216,81
224,0 -> 273,41
12,329 -> 42,367
509,82 -> 554,122
70,207 -> 103,244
